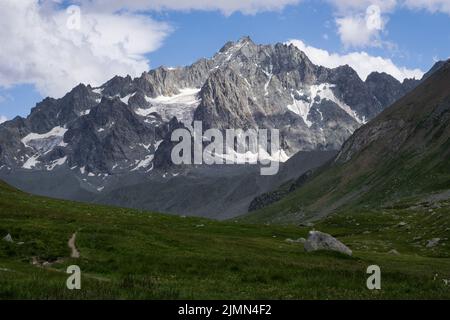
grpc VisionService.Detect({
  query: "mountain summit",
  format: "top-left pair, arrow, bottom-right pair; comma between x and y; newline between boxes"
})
0,37 -> 421,177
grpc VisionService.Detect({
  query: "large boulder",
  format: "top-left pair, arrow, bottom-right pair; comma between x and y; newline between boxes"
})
304,231 -> 352,256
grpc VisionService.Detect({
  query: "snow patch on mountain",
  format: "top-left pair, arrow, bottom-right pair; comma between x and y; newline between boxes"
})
132,154 -> 154,171
287,94 -> 314,127
288,83 -> 364,127
92,88 -> 103,95
262,67 -> 273,97
155,140 -> 164,151
135,107 -> 158,117
22,126 -> 68,152
146,88 -> 201,106
142,88 -> 201,124
46,156 -> 67,171
120,93 -> 134,104
22,155 -> 40,169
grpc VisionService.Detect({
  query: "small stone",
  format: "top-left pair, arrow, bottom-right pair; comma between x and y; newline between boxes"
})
2,234 -> 13,243
388,249 -> 400,255
426,238 -> 441,248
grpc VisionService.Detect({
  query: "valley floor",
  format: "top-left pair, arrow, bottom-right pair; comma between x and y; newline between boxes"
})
0,181 -> 449,299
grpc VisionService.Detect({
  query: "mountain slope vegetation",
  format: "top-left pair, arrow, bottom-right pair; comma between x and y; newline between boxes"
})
1,179 -> 449,299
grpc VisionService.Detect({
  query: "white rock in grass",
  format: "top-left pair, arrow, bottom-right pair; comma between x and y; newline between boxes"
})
426,238 -> 441,248
2,234 -> 13,243
304,231 -> 352,256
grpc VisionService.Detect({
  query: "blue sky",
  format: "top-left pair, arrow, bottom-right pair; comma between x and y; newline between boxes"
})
1,0 -> 449,122
148,6 -> 450,69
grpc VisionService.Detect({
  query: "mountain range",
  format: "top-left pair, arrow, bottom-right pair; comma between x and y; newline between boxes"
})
0,37 -> 444,219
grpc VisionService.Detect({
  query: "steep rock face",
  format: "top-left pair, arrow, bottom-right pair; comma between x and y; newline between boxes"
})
153,117 -> 188,170
366,72 -> 415,111
101,59 -> 213,99
62,97 -> 161,173
0,117 -> 29,168
422,60 -> 447,80
27,84 -> 101,133
0,37 -> 423,176
324,65 -> 379,120
195,67 -> 259,130
336,61 -> 450,165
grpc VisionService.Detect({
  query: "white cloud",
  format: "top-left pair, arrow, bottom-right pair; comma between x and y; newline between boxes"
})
327,0 -> 398,13
328,0 -> 450,16
0,0 -> 440,102
403,0 -> 450,14
0,115 -> 7,124
329,0 -> 450,48
0,0 -> 171,98
288,39 -> 424,81
76,0 -> 302,15
335,4 -> 387,48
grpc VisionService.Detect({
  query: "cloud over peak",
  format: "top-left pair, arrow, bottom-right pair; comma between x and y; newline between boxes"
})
288,39 -> 424,81
336,5 -> 386,48
329,0 -> 450,48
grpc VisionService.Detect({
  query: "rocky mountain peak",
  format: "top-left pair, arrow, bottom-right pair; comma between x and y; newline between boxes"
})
337,58 -> 450,165
219,35 -> 255,52
0,37 -> 426,176
366,71 -> 397,82
422,60 -> 448,80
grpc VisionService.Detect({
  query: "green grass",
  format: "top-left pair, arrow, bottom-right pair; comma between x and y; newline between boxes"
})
0,181 -> 449,299
241,145 -> 450,225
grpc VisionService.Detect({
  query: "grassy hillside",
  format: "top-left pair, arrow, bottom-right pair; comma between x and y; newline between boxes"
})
242,62 -> 450,225
1,180 -> 449,299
